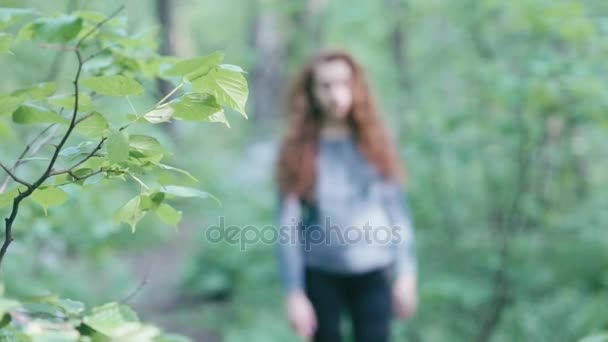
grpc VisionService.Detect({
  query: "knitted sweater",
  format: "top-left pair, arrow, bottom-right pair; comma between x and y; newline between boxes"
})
275,134 -> 417,292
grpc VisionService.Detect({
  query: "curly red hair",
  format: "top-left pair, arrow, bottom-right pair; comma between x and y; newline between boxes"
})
276,49 -> 406,205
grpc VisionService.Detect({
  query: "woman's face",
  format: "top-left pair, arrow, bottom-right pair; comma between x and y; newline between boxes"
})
312,58 -> 354,122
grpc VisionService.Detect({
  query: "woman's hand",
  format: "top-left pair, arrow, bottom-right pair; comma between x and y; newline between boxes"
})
392,275 -> 417,320
286,290 -> 317,339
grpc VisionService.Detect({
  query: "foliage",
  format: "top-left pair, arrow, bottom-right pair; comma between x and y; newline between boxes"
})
0,4 -> 248,340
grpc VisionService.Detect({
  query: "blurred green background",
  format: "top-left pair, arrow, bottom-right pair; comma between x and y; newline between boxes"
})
1,0 -> 608,341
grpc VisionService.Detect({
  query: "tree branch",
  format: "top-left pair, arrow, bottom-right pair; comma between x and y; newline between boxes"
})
0,6 -> 125,271
49,137 -> 107,176
0,162 -> 32,188
53,169 -> 105,187
76,5 -> 125,48
0,124 -> 56,194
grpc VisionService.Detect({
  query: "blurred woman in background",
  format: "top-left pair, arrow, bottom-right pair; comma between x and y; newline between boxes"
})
274,49 -> 418,342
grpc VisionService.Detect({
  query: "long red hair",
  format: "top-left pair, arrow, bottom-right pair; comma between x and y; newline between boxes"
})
276,49 -> 406,205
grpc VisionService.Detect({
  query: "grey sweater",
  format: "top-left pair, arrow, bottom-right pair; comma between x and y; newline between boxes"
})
275,134 -> 417,292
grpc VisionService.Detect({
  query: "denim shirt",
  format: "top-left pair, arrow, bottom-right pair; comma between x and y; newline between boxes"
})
275,134 -> 417,292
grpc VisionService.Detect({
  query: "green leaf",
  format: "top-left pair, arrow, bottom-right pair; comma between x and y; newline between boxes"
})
0,33 -> 12,53
143,104 -> 173,123
58,145 -> 84,158
164,51 -> 224,80
12,104 -> 69,125
12,82 -> 57,100
81,75 -> 144,96
0,122 -> 12,138
0,188 -> 21,209
107,131 -> 129,164
31,186 -> 69,215
161,185 -> 221,206
76,112 -> 109,138
0,95 -> 25,116
191,65 -> 248,118
83,302 -> 141,336
48,93 -> 94,111
155,203 -> 182,227
113,196 -> 145,232
170,93 -> 223,121
205,111 -> 230,128
219,64 -> 246,73
139,191 -> 165,211
153,163 -> 198,183
129,135 -> 163,157
0,8 -> 36,30
30,15 -> 83,43
54,298 -> 85,317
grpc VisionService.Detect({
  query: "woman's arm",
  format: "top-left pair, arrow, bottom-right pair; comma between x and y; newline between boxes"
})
275,192 -> 318,337
275,192 -> 305,293
381,178 -> 418,319
381,179 -> 417,278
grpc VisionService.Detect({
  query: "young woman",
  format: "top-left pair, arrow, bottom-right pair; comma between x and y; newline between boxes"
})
274,49 -> 417,342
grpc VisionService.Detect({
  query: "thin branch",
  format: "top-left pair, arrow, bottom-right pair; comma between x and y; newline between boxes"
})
126,96 -> 138,116
49,137 -> 107,176
0,6 -> 126,271
74,112 -> 95,126
155,82 -> 183,107
53,169 -> 104,187
76,6 -> 125,48
37,43 -> 77,52
0,124 -> 56,193
120,272 -> 149,304
82,42 -> 120,63
0,162 -> 32,188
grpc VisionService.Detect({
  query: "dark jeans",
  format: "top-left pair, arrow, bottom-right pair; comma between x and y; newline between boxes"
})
304,266 -> 393,342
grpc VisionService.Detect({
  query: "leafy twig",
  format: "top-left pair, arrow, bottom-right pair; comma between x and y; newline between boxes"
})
0,6 -> 125,271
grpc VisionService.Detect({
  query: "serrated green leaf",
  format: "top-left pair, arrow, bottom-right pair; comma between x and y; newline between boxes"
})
12,104 -> 69,125
107,131 -> 129,164
31,186 -> 69,215
76,112 -> 109,138
83,302 -> 141,336
81,75 -> 144,96
164,52 -> 224,80
129,135 -> 163,157
143,104 -> 173,123
170,93 -> 222,121
0,33 -> 12,53
12,82 -> 57,100
155,203 -> 181,227
0,95 -> 25,116
205,111 -> 230,128
161,185 -> 220,205
191,65 -> 248,118
113,196 -> 145,232
48,93 -> 94,112
30,15 -> 83,43
154,163 -> 198,183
